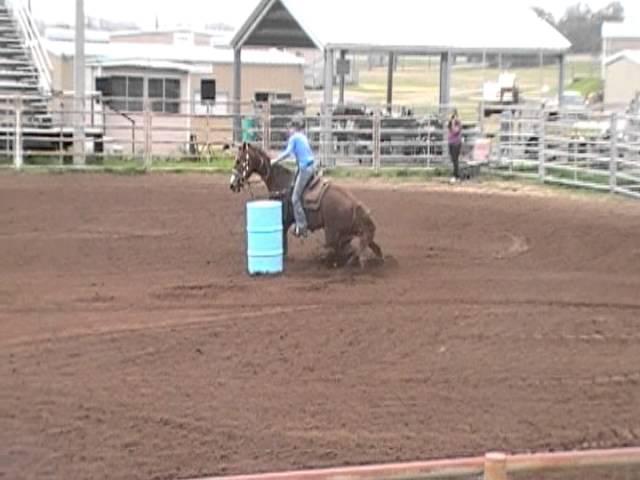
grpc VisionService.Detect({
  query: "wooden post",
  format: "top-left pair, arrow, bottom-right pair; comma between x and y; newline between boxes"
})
131,119 -> 136,156
538,105 -> 546,181
14,96 -> 23,170
372,110 -> 381,172
609,112 -> 618,192
262,101 -> 271,151
484,452 -> 508,480
143,100 -> 152,170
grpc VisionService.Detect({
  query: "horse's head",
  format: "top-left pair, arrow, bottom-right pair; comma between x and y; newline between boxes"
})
229,142 -> 265,193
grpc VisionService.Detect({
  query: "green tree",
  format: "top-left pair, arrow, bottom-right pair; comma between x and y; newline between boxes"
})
532,6 -> 556,26
557,1 -> 624,53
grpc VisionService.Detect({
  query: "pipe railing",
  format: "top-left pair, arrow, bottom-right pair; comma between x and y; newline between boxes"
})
5,0 -> 52,94
2,93 -> 638,200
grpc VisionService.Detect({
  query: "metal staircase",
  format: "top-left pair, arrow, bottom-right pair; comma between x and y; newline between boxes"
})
0,0 -> 52,130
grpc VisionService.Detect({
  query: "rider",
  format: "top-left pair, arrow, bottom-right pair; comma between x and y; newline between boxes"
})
272,116 -> 315,237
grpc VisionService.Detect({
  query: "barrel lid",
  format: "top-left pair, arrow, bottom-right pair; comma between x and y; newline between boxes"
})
247,200 -> 282,209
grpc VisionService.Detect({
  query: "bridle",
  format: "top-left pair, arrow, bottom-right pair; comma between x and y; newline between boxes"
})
233,145 -> 272,188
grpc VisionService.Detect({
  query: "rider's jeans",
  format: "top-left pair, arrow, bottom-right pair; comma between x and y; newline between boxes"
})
292,164 -> 314,230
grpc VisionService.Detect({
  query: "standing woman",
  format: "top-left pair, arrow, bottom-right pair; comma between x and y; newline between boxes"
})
447,109 -> 462,183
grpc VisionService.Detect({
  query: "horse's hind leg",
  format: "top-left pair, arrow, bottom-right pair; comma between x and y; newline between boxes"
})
369,240 -> 383,259
344,232 -> 369,269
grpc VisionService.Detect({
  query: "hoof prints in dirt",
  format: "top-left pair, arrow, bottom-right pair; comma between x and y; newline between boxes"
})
75,293 -> 116,305
494,233 -> 531,260
151,282 -> 235,301
368,254 -> 398,269
312,254 -> 397,272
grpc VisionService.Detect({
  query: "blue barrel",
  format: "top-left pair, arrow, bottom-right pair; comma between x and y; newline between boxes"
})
246,200 -> 283,275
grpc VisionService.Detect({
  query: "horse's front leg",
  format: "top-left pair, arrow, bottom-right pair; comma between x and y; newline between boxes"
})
323,228 -> 344,268
282,222 -> 293,257
337,238 -> 356,267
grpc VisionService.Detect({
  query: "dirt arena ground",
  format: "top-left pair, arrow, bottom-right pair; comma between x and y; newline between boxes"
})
1,173 -> 639,480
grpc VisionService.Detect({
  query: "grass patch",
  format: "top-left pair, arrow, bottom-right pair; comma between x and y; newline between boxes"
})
567,77 -> 603,97
334,57 -> 598,120
324,166 -> 451,180
12,154 -> 235,174
544,165 -> 610,186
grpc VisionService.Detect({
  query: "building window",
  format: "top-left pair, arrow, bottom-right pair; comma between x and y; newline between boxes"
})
201,79 -> 216,101
254,91 -> 292,103
149,78 -> 181,114
104,76 -> 143,112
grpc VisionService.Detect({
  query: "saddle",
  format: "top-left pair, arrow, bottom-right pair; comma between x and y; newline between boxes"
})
269,174 -> 330,214
302,174 -> 330,211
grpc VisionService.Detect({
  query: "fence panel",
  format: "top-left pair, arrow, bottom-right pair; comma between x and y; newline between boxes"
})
1,92 -> 638,201
488,105 -> 543,179
614,112 -> 640,199
484,103 -> 640,199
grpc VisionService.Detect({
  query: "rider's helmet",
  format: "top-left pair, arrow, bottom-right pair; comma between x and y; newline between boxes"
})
287,116 -> 305,130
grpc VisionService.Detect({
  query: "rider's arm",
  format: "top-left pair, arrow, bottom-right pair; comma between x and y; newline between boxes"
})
273,135 -> 296,165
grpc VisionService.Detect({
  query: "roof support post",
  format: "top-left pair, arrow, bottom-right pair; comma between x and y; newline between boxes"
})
74,0 -> 85,166
386,52 -> 395,113
601,36 -> 606,80
539,50 -> 544,99
439,51 -> 452,110
233,47 -> 242,143
321,48 -> 334,167
557,53 -> 565,107
481,50 -> 487,84
338,49 -> 346,105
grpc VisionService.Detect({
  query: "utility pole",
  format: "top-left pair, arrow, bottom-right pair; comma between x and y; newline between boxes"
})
74,0 -> 85,165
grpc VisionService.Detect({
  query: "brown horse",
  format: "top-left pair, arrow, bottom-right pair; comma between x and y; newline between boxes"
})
229,143 -> 383,267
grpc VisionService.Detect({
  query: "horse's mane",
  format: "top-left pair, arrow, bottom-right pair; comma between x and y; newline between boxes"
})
250,144 -> 294,177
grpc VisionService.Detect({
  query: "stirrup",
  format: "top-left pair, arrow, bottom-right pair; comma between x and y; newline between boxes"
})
293,225 -> 308,238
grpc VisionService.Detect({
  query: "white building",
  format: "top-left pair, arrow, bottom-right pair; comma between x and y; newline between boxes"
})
43,33 -> 306,155
604,50 -> 640,108
601,19 -> 640,78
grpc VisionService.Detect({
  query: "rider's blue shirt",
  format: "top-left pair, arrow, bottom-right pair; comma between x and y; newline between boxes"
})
277,132 -> 315,169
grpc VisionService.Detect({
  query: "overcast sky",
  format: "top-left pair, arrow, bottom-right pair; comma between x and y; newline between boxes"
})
30,0 -> 639,29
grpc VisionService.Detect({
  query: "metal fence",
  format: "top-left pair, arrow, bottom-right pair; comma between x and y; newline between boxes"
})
2,92 -> 638,199
0,93 -> 470,168
485,104 -> 640,199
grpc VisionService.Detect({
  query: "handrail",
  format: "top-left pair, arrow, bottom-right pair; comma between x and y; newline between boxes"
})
104,101 -> 137,155
5,0 -> 52,94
